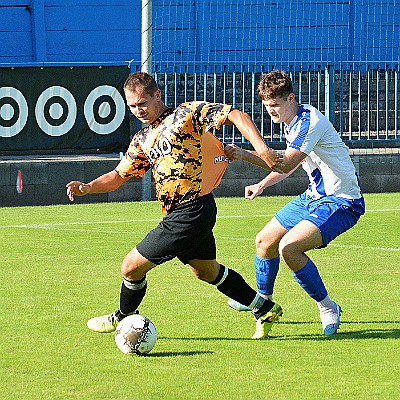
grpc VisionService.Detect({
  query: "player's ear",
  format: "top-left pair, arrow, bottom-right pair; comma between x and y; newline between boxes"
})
288,93 -> 295,103
154,89 -> 161,100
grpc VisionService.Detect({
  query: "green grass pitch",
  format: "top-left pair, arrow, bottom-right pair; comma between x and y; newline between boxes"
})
1,193 -> 399,399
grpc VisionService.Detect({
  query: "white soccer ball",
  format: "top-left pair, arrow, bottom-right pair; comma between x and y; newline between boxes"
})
115,314 -> 157,355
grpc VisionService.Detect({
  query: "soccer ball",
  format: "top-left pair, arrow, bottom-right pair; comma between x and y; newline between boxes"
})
115,314 -> 157,355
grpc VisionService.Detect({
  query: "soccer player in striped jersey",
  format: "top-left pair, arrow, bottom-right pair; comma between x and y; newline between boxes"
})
226,70 -> 365,338
66,72 -> 284,336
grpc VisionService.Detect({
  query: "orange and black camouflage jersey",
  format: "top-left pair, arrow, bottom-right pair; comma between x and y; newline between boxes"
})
115,101 -> 232,214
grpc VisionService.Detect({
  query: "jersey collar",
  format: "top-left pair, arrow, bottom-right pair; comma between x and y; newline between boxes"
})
150,107 -> 174,128
285,104 -> 304,132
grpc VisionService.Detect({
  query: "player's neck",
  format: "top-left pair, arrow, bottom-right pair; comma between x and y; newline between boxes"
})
156,104 -> 169,119
148,104 -> 169,126
285,103 -> 300,125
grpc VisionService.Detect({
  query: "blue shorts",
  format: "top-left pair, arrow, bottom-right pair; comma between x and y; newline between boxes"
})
274,194 -> 365,247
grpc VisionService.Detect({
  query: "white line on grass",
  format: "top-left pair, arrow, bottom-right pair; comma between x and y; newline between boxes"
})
2,211 -> 399,252
0,214 -> 275,229
0,219 -> 160,229
217,235 -> 399,252
329,243 -> 400,252
1,208 -> 398,230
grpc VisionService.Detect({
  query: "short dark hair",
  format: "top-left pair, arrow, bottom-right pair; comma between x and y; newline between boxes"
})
257,70 -> 294,100
123,72 -> 159,95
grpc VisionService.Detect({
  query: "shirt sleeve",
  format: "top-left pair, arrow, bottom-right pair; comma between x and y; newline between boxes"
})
289,115 -> 322,155
191,102 -> 232,132
114,136 -> 150,179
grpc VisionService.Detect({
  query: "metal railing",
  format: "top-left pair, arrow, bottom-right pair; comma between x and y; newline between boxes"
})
151,65 -> 400,146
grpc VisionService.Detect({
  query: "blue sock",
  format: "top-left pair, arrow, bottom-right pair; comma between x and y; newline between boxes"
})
293,258 -> 328,302
254,255 -> 280,296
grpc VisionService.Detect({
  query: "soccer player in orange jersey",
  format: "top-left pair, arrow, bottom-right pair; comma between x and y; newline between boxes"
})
66,72 -> 284,335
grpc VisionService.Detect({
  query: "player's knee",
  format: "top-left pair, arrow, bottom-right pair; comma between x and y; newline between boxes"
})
121,259 -> 134,278
255,232 -> 278,256
121,253 -> 141,278
191,268 -> 203,281
278,238 -> 299,263
190,267 -> 212,282
255,232 -> 265,250
121,247 -> 154,280
189,261 -> 219,283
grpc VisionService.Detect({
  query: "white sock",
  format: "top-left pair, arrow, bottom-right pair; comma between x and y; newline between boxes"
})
257,293 -> 273,301
317,295 -> 336,311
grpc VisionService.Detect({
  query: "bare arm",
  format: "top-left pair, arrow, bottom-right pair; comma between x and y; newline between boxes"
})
66,170 -> 130,202
243,147 -> 307,200
244,167 -> 300,200
225,144 -> 271,170
225,143 -> 307,174
225,109 -> 283,172
280,147 -> 307,173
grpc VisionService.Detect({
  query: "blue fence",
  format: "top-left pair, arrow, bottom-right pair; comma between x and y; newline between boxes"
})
147,64 -> 400,146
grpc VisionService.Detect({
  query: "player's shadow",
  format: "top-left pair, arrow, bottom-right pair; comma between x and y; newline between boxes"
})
158,321 -> 400,343
266,320 -> 400,341
271,329 -> 400,341
142,350 -> 214,357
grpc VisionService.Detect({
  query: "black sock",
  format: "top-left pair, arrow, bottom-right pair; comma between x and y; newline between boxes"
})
119,277 -> 147,316
212,265 -> 257,307
253,298 -> 275,319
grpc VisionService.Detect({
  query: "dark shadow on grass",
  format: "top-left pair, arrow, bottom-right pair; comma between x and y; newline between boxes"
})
141,350 -> 214,358
279,320 -> 400,325
269,328 -> 400,341
159,336 -> 245,341
331,328 -> 400,340
159,326 -> 400,342
273,320 -> 400,340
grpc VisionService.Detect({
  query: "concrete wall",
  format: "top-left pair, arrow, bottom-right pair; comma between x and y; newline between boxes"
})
0,151 -> 398,207
215,150 -> 400,198
0,155 -> 142,207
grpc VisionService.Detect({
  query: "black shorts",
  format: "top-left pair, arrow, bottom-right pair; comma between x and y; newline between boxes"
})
136,193 -> 217,265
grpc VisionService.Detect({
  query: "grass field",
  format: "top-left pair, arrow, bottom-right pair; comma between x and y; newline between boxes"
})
1,193 -> 399,399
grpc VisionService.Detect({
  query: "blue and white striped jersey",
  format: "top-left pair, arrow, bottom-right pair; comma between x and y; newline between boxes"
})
284,104 -> 363,200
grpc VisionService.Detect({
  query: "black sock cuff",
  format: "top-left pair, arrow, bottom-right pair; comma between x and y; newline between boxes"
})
210,264 -> 227,285
253,299 -> 275,319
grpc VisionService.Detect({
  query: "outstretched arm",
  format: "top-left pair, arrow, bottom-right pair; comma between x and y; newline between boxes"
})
225,109 -> 283,172
244,170 -> 294,200
224,144 -> 305,200
225,143 -> 307,174
66,170 -> 130,202
224,144 -> 271,170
